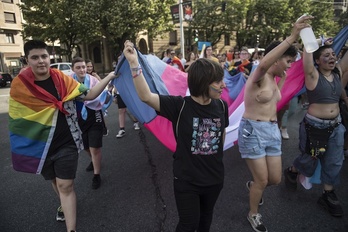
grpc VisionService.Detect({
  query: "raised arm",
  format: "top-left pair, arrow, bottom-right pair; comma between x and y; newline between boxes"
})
337,48 -> 348,76
92,72 -> 102,81
252,15 -> 311,83
123,40 -> 160,112
84,72 -> 116,100
302,46 -> 318,85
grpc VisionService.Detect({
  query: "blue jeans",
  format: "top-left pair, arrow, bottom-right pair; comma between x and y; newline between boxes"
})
174,178 -> 223,232
294,114 -> 345,185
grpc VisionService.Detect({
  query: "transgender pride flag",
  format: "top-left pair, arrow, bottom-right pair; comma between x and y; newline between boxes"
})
112,25 -> 348,152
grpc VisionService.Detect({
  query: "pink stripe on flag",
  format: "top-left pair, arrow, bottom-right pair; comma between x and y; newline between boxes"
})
277,59 -> 304,110
144,116 -> 176,152
161,66 -> 188,96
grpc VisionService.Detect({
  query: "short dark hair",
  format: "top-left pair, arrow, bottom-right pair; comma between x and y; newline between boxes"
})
264,41 -> 297,58
72,57 -> 85,68
313,45 -> 333,62
24,40 -> 47,58
187,58 -> 224,98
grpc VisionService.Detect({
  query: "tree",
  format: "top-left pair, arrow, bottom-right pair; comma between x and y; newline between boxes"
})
338,8 -> 348,29
188,0 -> 340,49
20,0 -> 175,61
89,0 -> 175,56
20,0 -> 99,61
189,0 -> 245,47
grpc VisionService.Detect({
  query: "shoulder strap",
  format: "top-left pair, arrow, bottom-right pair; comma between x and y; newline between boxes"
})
219,99 -> 225,113
176,100 -> 185,138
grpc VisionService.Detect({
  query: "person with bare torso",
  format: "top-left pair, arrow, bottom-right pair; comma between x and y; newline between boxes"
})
238,17 -> 307,232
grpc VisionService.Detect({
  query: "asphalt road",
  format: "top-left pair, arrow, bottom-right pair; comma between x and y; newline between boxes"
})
0,85 -> 347,232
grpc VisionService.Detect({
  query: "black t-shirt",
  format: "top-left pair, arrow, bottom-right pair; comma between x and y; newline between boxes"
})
159,95 -> 229,186
76,100 -> 103,132
34,77 -> 75,155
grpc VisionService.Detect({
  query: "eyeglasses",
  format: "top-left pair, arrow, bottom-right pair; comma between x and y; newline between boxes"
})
240,52 -> 249,55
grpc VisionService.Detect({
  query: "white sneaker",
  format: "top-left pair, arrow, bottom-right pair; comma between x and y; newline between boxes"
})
116,129 -> 125,138
133,122 -> 140,130
247,213 -> 268,232
281,128 -> 289,140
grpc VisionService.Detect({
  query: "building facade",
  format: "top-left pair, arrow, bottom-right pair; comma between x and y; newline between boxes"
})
0,0 -> 23,75
334,0 -> 347,18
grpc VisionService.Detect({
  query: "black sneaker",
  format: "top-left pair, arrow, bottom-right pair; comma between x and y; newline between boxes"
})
56,206 -> 65,222
283,167 -> 298,191
85,162 -> 94,172
103,128 -> 109,136
247,213 -> 268,232
317,190 -> 343,217
92,174 -> 101,189
246,181 -> 264,206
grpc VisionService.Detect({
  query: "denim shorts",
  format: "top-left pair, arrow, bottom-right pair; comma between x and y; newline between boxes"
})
294,113 -> 345,185
238,118 -> 281,159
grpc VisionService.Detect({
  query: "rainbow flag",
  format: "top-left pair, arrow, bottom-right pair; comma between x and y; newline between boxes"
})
9,68 -> 88,174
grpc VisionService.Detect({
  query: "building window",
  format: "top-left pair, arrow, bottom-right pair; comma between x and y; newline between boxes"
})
5,12 -> 16,23
224,34 -> 230,46
2,0 -> 14,3
6,33 -> 14,43
93,46 -> 102,63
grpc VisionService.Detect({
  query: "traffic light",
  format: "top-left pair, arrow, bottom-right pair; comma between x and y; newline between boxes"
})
194,29 -> 199,42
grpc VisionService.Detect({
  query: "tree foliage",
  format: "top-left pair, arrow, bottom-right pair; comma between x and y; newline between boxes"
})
20,0 -> 344,59
20,0 -> 175,60
189,0 -> 339,49
20,0 -> 99,60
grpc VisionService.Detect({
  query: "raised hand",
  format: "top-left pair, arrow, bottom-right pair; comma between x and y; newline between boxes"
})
123,40 -> 139,66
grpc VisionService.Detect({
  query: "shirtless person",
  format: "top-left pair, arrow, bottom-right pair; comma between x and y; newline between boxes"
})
237,16 -> 309,232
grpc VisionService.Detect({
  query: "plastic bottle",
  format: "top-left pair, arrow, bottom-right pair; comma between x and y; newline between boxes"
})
297,14 -> 319,53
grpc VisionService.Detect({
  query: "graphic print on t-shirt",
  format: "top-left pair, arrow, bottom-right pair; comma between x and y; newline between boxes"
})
95,110 -> 102,123
191,117 -> 222,155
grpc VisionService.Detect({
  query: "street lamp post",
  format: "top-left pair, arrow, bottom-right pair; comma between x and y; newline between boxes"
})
179,0 -> 185,59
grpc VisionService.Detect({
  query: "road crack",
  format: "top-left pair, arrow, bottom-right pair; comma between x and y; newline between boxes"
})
139,129 -> 167,232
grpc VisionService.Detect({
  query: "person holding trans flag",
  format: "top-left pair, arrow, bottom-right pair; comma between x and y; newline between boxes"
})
123,40 -> 229,232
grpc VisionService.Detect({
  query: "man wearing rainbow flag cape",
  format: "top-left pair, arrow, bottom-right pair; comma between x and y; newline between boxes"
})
8,40 -> 116,232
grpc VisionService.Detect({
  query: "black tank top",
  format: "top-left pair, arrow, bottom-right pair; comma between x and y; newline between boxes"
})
307,71 -> 341,104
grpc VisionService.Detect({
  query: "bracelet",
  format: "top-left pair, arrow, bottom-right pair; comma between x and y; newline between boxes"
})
130,64 -> 141,72
285,39 -> 291,46
132,69 -> 142,78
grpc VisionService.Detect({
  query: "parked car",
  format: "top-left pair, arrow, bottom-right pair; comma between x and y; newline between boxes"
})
0,72 -> 13,87
50,62 -> 73,76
